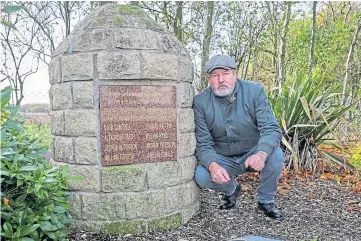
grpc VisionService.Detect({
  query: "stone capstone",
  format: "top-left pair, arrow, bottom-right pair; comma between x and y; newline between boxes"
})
142,53 -> 178,80
97,52 -> 140,79
113,29 -> 158,50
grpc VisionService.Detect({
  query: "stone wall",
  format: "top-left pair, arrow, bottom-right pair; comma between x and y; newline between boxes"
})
49,4 -> 199,235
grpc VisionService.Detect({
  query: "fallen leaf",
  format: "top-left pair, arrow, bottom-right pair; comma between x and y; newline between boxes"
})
284,183 -> 292,190
308,194 -> 316,199
278,189 -> 287,195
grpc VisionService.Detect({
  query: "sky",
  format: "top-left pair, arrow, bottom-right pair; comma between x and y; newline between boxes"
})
22,65 -> 50,104
1,51 -> 50,105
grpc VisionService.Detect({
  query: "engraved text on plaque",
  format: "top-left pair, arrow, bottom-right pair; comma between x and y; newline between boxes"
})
100,85 -> 177,165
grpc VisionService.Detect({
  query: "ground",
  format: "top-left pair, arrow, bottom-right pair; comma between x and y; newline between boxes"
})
70,172 -> 361,241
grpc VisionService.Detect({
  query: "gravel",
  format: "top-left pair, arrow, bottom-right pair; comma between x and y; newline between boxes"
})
70,176 -> 361,241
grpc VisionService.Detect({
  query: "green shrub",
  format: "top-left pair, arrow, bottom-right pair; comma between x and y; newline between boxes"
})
269,73 -> 354,171
1,87 -> 75,241
350,143 -> 361,170
24,124 -> 51,149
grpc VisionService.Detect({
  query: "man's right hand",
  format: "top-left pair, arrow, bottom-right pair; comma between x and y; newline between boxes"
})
209,162 -> 231,184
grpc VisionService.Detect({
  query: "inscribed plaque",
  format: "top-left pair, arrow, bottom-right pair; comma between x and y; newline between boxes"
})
100,85 -> 177,165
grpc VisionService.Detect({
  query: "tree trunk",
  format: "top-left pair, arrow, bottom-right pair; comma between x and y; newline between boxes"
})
266,2 -> 279,86
278,2 -> 291,94
342,16 -> 361,136
200,1 -> 214,90
344,2 -> 351,23
308,1 -> 317,81
173,1 -> 183,42
252,45 -> 259,81
64,1 -> 71,37
342,17 -> 361,105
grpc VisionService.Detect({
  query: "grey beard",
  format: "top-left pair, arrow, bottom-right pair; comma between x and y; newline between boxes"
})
212,84 -> 235,97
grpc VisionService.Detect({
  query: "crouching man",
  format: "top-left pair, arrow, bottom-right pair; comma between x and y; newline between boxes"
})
193,54 -> 284,221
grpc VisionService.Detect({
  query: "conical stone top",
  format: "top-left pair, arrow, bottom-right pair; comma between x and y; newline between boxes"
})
53,4 -> 188,58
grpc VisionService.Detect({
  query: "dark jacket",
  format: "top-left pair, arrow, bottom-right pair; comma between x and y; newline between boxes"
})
193,79 -> 282,169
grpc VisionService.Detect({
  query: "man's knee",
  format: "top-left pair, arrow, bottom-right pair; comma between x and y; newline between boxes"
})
194,165 -> 212,188
265,146 -> 284,172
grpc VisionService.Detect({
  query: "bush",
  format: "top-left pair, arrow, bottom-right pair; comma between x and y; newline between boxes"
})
269,73 -> 354,171
350,143 -> 361,170
1,87 -> 75,241
24,124 -> 51,149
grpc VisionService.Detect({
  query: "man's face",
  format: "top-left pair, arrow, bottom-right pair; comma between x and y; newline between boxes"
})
208,68 -> 236,97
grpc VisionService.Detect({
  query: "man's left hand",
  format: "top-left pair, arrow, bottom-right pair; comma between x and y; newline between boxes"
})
245,152 -> 267,171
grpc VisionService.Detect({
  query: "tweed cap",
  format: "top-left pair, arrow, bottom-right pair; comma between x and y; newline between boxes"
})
205,54 -> 236,73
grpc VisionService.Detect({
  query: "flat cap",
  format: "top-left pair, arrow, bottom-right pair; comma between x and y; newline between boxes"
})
205,54 -> 236,73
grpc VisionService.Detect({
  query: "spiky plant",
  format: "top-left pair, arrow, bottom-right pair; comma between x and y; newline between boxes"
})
269,73 -> 354,171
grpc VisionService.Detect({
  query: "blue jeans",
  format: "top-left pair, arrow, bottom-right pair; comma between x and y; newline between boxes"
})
194,146 -> 284,204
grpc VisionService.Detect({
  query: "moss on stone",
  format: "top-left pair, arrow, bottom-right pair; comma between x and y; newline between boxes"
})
110,4 -> 141,15
148,213 -> 182,231
113,16 -> 123,25
119,5 -> 141,14
101,221 -> 146,235
97,18 -> 104,25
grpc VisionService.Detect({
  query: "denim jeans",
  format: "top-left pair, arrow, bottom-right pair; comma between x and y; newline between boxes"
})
194,146 -> 284,204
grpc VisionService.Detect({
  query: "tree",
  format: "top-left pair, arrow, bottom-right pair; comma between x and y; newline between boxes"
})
1,6 -> 41,105
138,1 -> 209,88
199,1 -> 214,90
1,1 -> 90,105
308,1 -> 317,81
278,2 -> 292,93
173,1 -> 183,41
342,16 -> 361,135
218,2 -> 267,80
265,1 -> 282,86
342,16 -> 361,106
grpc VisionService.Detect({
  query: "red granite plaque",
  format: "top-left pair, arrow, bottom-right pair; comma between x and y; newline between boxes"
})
100,85 -> 177,166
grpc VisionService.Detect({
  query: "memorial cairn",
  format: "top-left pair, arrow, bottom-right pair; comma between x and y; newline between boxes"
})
49,4 -> 199,235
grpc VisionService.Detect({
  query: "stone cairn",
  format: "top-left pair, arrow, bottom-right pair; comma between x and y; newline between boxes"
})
48,4 -> 199,235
